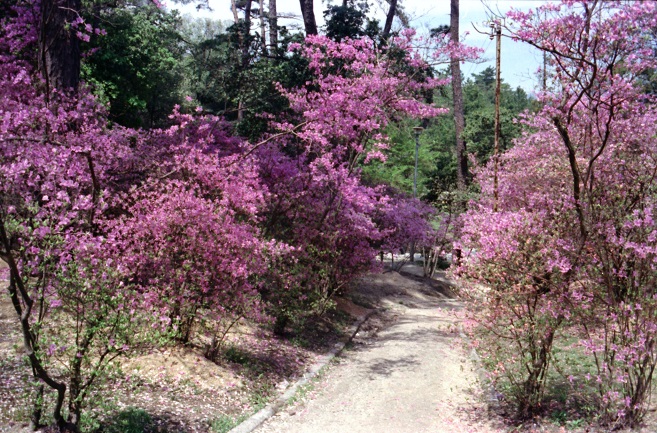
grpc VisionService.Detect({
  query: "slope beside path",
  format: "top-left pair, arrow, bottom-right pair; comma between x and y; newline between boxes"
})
253,266 -> 499,433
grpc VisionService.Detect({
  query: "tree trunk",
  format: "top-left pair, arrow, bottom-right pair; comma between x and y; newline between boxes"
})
518,328 -> 555,419
67,360 -> 83,427
298,0 -> 317,36
382,0 -> 397,39
231,0 -> 240,24
66,329 -> 94,428
29,384 -> 45,430
450,0 -> 468,191
259,0 -> 267,55
268,0 -> 278,49
385,0 -> 409,28
243,0 -> 253,67
244,0 -> 253,36
230,0 -> 243,56
0,219 -> 70,431
38,0 -> 81,94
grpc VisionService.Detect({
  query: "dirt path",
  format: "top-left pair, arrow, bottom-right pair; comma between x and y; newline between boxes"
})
254,267 -> 499,433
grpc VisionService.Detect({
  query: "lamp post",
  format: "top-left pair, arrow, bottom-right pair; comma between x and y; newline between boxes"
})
410,126 -> 423,263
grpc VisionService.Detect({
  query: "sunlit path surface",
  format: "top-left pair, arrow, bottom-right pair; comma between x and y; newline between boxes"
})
255,267 -> 499,433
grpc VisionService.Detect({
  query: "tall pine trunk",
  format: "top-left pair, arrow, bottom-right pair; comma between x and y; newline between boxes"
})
243,0 -> 253,68
269,0 -> 278,49
259,0 -> 267,55
298,0 -> 317,35
382,0 -> 398,39
39,0 -> 81,94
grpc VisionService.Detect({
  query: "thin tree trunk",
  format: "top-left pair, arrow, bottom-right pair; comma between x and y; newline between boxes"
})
0,220 -> 71,431
231,0 -> 240,24
259,0 -> 267,55
243,0 -> 253,66
382,0 -> 397,39
268,0 -> 278,49
244,0 -> 253,36
39,0 -> 81,94
230,0 -> 243,59
231,0 -> 251,120
389,0 -> 410,28
299,0 -> 318,35
450,0 -> 467,191
29,384 -> 45,430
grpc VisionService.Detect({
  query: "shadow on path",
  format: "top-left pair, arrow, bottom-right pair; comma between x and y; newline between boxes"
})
366,355 -> 421,378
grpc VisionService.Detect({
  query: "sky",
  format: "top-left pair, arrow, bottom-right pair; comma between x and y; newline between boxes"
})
171,0 -> 548,91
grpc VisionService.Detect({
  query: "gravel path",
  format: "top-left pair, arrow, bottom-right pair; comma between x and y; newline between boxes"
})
254,268 -> 498,433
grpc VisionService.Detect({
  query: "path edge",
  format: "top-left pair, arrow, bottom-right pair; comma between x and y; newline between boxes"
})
227,308 -> 379,433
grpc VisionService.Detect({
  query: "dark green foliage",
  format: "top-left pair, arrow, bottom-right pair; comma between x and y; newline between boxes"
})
186,23 -> 311,140
462,67 -> 530,162
103,408 -> 152,433
364,68 -> 531,201
362,120 -> 444,197
81,6 -> 186,128
323,1 -> 380,42
185,23 -> 250,116
426,67 -> 532,196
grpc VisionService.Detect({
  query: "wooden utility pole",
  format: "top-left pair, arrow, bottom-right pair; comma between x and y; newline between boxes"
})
492,22 -> 502,212
449,0 -> 466,268
409,126 -> 423,263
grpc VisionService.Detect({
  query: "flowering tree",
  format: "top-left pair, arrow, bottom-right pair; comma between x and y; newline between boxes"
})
115,109 -> 275,358
257,32 -> 453,330
0,7 -> 270,426
0,1 -> 458,428
459,0 -> 657,426
0,57 -> 144,427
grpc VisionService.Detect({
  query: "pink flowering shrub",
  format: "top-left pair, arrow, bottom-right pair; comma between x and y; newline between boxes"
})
459,0 -> 657,426
0,3 -> 455,428
0,55 -> 149,427
257,143 -> 390,329
258,33 -> 451,330
114,113 -> 273,357
374,190 -> 438,257
0,19 -> 268,425
0,63 -> 273,426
